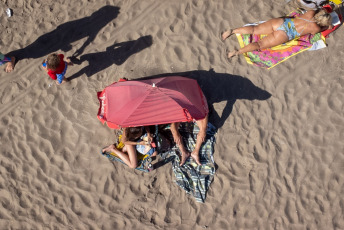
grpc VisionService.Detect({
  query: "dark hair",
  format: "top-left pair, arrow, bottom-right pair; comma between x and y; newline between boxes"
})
47,53 -> 61,70
125,127 -> 143,141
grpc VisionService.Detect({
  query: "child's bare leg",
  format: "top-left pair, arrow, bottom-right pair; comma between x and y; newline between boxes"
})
66,58 -> 73,66
5,57 -> 15,73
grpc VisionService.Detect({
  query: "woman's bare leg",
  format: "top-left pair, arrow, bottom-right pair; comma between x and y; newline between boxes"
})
235,18 -> 283,34
103,144 -> 138,168
228,30 -> 289,58
120,145 -> 138,168
222,18 -> 283,41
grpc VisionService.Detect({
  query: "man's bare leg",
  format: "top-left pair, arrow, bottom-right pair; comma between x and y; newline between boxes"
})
171,122 -> 190,166
191,115 -> 208,165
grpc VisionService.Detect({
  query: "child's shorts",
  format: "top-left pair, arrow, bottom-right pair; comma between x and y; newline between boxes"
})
56,62 -> 68,84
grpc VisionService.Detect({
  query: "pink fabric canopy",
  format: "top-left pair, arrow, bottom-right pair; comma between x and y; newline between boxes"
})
97,76 -> 208,129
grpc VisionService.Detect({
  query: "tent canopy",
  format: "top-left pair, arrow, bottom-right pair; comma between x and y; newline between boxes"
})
97,76 -> 208,129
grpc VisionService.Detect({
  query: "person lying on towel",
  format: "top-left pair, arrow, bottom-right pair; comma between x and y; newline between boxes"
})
102,126 -> 157,169
170,114 -> 208,166
221,9 -> 332,59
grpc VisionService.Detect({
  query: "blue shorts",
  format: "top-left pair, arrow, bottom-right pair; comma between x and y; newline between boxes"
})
56,62 -> 68,84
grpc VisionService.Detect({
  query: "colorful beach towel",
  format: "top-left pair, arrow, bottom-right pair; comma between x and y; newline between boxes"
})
236,31 -> 324,69
236,10 -> 329,69
160,122 -> 217,203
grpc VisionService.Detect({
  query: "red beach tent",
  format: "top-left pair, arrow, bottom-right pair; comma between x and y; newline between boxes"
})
97,76 -> 209,129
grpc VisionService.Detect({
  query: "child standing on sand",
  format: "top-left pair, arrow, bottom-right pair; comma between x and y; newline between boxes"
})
0,52 -> 15,73
42,53 -> 73,85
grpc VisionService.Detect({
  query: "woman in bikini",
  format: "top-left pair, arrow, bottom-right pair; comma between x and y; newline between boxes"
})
102,126 -> 157,169
221,9 -> 332,59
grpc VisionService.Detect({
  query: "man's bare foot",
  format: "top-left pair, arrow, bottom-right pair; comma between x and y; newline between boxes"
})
179,152 -> 190,166
191,151 -> 201,165
5,57 -> 15,73
221,29 -> 233,41
227,50 -> 239,59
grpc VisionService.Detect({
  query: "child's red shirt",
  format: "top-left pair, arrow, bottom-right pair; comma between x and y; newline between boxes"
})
47,54 -> 66,80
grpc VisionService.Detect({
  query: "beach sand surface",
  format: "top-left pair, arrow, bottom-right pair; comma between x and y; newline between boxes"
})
0,0 -> 343,229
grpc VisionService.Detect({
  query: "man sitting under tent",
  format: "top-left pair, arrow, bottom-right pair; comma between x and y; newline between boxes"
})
170,114 -> 208,166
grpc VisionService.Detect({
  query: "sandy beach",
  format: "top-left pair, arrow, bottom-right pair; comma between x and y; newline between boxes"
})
0,0 -> 343,229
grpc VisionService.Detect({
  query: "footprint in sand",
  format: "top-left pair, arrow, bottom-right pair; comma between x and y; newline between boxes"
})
184,3 -> 191,16
192,0 -> 203,8
1,83 -> 19,104
169,19 -> 185,34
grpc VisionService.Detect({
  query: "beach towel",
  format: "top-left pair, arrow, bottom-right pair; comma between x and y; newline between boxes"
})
236,32 -> 324,69
101,123 -> 216,202
235,11 -> 332,69
159,122 -> 217,203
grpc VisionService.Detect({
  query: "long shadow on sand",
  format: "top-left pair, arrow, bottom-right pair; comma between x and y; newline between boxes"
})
67,35 -> 153,81
140,69 -> 271,129
9,5 -> 120,60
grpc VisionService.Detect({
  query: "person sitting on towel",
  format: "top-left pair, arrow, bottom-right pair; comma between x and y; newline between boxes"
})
170,114 -> 208,166
102,126 -> 157,169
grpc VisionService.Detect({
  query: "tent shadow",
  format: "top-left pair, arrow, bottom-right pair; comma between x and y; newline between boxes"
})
67,35 -> 153,81
139,69 -> 271,129
9,5 -> 120,60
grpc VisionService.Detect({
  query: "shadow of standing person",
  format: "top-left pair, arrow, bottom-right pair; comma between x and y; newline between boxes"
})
9,6 -> 120,61
67,35 -> 153,81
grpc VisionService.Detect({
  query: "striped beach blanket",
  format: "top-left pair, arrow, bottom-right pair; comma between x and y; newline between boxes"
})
160,122 -> 217,203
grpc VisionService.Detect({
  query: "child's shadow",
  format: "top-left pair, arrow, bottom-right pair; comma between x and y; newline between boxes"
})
68,35 -> 153,81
